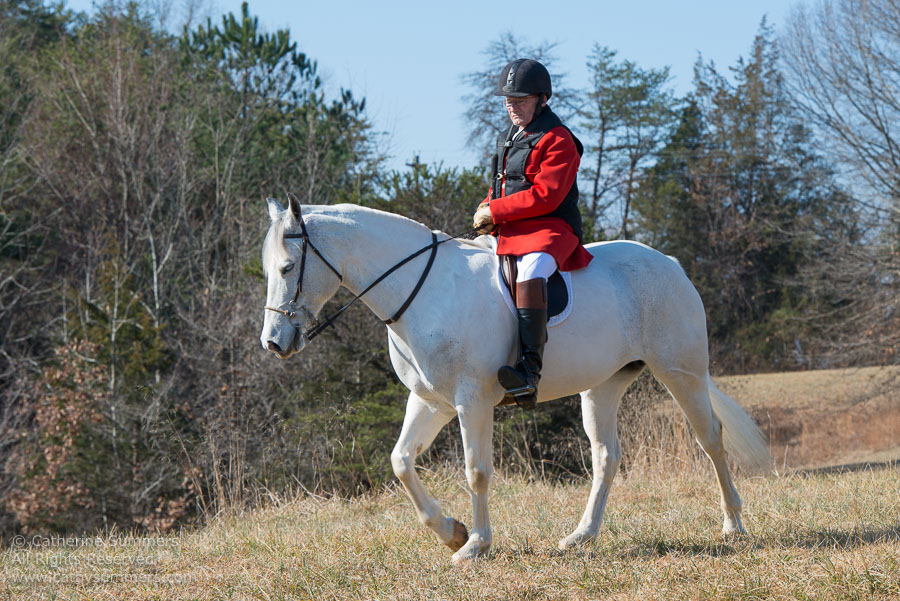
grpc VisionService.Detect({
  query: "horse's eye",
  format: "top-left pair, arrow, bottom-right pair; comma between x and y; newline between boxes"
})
281,263 -> 294,275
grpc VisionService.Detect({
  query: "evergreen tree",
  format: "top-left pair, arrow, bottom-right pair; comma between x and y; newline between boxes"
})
577,44 -> 676,240
631,99 -> 706,255
633,21 -> 848,371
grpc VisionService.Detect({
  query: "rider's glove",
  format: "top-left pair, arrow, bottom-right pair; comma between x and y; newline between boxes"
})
473,202 -> 494,234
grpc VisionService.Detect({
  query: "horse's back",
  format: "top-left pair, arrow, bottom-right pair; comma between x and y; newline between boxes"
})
580,240 -> 702,315
567,240 -> 709,373
583,240 -> 685,279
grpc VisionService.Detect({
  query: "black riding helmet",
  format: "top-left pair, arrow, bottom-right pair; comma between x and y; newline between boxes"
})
494,58 -> 552,99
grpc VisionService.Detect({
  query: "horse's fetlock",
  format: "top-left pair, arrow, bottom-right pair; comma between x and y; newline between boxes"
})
422,513 -> 444,530
469,531 -> 491,546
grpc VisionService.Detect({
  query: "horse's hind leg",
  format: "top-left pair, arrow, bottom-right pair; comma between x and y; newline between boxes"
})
652,368 -> 745,535
559,363 -> 643,550
391,393 -> 466,550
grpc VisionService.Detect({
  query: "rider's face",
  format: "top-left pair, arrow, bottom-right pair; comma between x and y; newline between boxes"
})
505,95 -> 544,127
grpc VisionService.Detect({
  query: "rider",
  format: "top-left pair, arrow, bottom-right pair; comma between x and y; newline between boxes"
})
473,58 -> 593,409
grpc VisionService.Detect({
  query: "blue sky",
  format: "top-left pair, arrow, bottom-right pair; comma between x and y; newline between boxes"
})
67,0 -> 801,173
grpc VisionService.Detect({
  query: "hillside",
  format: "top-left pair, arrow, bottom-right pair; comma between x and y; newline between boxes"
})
716,366 -> 900,469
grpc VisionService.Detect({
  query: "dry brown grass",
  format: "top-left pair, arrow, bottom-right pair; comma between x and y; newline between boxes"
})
2,466 -> 897,600
2,366 -> 897,600
716,366 -> 900,469
716,365 -> 899,413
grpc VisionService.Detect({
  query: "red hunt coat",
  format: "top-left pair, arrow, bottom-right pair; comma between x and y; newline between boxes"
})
484,108 -> 593,272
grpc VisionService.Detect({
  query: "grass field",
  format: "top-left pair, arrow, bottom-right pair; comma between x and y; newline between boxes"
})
2,367 -> 898,600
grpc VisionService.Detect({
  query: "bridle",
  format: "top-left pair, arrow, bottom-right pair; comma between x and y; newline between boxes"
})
264,197 -> 475,345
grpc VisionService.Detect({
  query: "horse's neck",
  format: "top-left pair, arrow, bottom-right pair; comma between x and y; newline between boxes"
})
311,206 -> 437,322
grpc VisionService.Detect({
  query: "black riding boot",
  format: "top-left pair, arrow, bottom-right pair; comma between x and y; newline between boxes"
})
497,278 -> 548,410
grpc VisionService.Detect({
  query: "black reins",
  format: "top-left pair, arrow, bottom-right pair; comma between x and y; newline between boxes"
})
296,230 -> 440,341
264,199 -> 477,344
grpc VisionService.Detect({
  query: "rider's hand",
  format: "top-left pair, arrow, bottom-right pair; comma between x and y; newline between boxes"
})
473,203 -> 494,234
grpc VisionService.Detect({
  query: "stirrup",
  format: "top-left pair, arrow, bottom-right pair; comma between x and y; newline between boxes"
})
503,389 -> 536,410
504,383 -> 536,397
497,365 -> 538,409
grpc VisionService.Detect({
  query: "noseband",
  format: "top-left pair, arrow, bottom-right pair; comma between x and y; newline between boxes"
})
264,199 -> 462,345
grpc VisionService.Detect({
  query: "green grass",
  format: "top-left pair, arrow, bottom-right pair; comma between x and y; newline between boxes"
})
2,464 -> 897,600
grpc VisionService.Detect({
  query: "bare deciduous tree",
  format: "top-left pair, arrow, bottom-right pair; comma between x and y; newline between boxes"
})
782,0 -> 900,218
781,0 -> 899,365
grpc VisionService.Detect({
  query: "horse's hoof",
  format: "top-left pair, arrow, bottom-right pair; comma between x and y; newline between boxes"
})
558,529 -> 596,550
450,537 -> 491,564
722,516 -> 747,537
445,519 -> 469,552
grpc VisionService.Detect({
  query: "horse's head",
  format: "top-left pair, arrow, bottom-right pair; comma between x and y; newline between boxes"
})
260,195 -> 342,359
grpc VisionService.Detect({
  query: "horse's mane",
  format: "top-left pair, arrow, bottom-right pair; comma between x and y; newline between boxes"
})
457,235 -> 494,250
263,203 -> 493,275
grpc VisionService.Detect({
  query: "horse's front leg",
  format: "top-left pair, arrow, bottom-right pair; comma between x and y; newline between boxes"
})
451,387 -> 495,563
390,392 -> 467,550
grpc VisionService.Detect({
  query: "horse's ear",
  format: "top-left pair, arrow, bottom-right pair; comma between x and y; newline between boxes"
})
266,197 -> 284,222
287,192 -> 302,223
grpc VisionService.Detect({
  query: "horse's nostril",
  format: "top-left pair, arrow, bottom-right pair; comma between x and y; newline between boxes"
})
267,340 -> 283,354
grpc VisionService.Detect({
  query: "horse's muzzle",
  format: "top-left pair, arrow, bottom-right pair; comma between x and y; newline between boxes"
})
265,340 -> 295,360
263,327 -> 305,359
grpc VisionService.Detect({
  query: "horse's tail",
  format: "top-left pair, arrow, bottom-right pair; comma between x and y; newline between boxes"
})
707,376 -> 772,473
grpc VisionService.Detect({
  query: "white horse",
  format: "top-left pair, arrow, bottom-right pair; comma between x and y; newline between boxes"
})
259,197 -> 771,564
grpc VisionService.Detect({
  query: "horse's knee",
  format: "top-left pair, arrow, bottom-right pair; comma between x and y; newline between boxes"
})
591,437 -> 621,473
466,465 -> 492,494
390,449 -> 413,482
591,440 -> 622,480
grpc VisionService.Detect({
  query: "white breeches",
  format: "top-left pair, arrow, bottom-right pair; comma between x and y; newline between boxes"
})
516,252 -> 557,282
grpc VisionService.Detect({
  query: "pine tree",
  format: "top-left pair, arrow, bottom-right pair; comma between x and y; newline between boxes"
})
633,21 -> 848,371
577,44 -> 676,240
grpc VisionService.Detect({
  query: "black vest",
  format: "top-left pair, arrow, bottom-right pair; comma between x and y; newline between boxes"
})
491,107 -> 584,241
